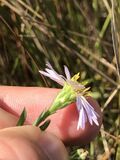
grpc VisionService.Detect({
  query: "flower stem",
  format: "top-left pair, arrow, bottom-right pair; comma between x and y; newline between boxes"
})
33,110 -> 50,126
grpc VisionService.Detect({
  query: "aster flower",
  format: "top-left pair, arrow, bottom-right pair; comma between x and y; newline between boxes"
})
39,62 -> 85,90
38,62 -> 99,130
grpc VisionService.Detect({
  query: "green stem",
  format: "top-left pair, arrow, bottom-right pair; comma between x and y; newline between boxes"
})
33,110 -> 50,126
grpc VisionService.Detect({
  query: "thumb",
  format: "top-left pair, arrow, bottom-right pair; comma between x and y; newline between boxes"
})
0,126 -> 69,160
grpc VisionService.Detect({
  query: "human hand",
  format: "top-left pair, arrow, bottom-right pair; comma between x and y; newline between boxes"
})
0,125 -> 68,160
0,86 -> 102,159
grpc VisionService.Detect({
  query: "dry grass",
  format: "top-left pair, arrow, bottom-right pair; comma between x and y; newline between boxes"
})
0,0 -> 120,159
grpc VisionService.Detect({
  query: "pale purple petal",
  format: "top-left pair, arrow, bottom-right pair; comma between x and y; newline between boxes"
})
50,77 -> 65,85
64,65 -> 71,80
46,61 -> 53,70
46,62 -> 65,80
76,96 -> 99,129
76,96 -> 87,130
81,101 -> 93,125
77,107 -> 87,130
45,67 -> 60,77
45,68 -> 61,80
39,62 -> 66,86
80,96 -> 99,126
91,116 -> 99,126
81,97 -> 99,117
76,96 -> 82,111
39,70 -> 60,82
81,96 -> 99,118
40,62 -> 84,88
39,71 -> 53,78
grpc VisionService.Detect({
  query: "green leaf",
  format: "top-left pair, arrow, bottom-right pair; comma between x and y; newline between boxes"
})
39,119 -> 51,131
16,108 -> 27,126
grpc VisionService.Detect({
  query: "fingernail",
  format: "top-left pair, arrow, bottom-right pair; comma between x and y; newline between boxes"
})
37,132 -> 69,160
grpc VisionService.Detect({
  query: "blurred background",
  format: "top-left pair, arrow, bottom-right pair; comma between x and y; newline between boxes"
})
0,0 -> 120,159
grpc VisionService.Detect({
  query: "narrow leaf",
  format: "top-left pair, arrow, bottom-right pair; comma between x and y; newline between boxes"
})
16,107 -> 27,126
39,119 -> 51,131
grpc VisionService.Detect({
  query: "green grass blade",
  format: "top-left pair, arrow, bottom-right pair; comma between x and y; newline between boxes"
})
16,108 -> 27,126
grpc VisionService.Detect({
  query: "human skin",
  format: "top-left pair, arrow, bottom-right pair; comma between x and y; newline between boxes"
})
0,86 -> 102,159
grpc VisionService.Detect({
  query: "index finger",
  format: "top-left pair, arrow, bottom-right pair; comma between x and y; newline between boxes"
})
0,86 -> 102,145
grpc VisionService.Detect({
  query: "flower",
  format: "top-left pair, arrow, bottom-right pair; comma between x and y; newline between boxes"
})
39,62 -> 85,90
39,62 -> 99,130
76,96 -> 99,130
39,62 -> 66,85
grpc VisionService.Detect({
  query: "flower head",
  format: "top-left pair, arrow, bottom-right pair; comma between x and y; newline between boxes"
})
39,62 -> 99,130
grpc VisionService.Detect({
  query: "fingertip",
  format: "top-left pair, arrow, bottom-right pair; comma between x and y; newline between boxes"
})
47,96 -> 102,146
